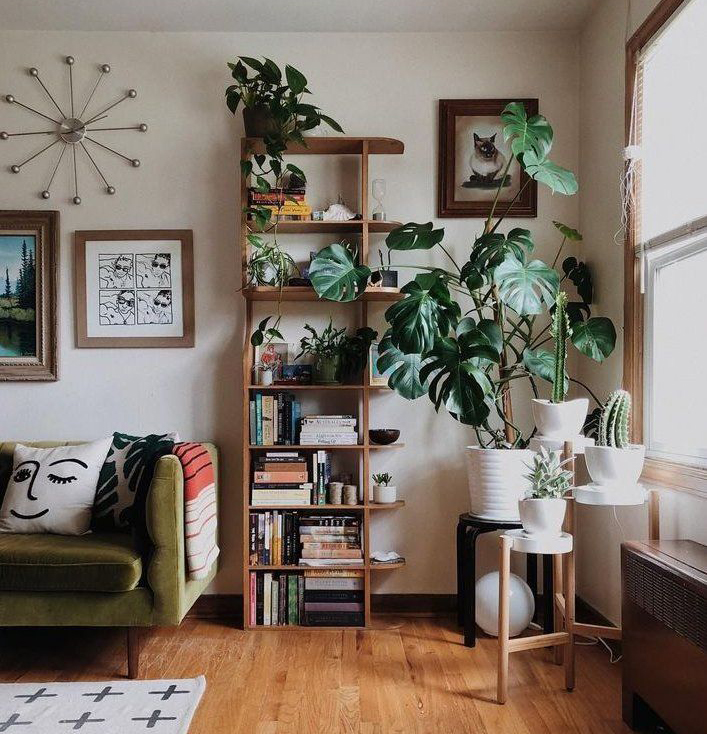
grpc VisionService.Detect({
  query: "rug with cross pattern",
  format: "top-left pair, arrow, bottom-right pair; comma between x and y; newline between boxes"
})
0,677 -> 205,733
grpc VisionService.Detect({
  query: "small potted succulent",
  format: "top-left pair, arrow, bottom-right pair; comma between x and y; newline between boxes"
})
584,390 -> 645,486
531,291 -> 588,439
372,472 -> 397,504
520,448 -> 573,536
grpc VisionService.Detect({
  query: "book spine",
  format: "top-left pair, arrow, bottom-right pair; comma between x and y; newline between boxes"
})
254,471 -> 308,483
304,578 -> 365,591
256,573 -> 264,625
304,602 -> 364,613
277,393 -> 284,445
249,514 -> 257,565
257,514 -> 265,564
263,572 -> 272,626
305,611 -> 364,627
262,395 -> 274,445
300,549 -> 363,559
249,572 -> 256,626
304,590 -> 364,602
271,577 -> 278,626
293,400 -> 301,443
288,574 -> 298,625
279,574 -> 286,625
255,394 -> 263,445
317,450 -> 325,505
249,400 -> 256,444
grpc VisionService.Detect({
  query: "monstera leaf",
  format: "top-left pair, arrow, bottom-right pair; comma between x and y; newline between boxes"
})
553,221 -> 583,241
460,229 -> 534,292
419,336 -> 497,426
456,317 -> 502,367
384,272 -> 460,354
562,256 -> 593,306
309,243 -> 371,302
519,150 -> 578,195
570,317 -> 616,362
522,348 -> 569,393
494,256 -> 559,315
502,102 -> 554,160
386,221 -> 444,251
376,332 -> 430,399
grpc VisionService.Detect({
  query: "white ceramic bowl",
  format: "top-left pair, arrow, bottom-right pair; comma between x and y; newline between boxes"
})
584,444 -> 645,486
518,497 -> 567,536
531,398 -> 588,439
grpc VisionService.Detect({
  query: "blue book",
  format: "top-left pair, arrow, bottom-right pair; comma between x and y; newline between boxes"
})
292,400 -> 301,444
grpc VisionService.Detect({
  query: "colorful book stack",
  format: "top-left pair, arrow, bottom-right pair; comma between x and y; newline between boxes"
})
249,392 -> 301,446
298,515 -> 363,567
248,184 -> 311,221
249,510 -> 301,564
249,571 -> 304,626
304,570 -> 365,627
299,415 -> 358,446
251,451 -> 312,506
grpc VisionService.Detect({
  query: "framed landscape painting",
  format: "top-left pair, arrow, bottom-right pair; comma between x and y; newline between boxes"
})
74,230 -> 194,348
438,98 -> 538,218
0,210 -> 58,380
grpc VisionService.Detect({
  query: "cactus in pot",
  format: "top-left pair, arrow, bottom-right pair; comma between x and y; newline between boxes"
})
551,292 -> 570,404
598,389 -> 631,448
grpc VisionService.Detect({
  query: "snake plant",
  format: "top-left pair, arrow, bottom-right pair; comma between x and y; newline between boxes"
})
598,390 -> 631,448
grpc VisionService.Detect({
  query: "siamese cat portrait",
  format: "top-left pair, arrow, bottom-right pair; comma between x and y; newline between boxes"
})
469,133 -> 507,184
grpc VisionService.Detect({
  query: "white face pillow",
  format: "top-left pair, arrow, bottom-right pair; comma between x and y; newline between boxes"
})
0,438 -> 113,535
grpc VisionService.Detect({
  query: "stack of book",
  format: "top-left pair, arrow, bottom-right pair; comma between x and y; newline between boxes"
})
249,510 -> 301,565
249,571 -> 304,626
249,392 -> 301,445
299,415 -> 358,446
251,452 -> 312,506
248,184 -> 311,221
304,570 -> 365,627
298,515 -> 363,567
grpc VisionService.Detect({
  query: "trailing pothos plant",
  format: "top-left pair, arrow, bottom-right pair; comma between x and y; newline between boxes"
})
307,102 -> 616,449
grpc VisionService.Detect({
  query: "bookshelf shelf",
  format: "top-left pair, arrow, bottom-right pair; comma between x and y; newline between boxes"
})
240,135 -> 406,631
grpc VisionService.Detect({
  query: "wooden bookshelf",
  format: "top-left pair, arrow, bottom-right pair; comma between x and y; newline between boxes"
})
240,136 -> 406,630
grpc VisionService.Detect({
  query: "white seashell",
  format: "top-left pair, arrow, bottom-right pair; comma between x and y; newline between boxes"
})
323,202 -> 356,221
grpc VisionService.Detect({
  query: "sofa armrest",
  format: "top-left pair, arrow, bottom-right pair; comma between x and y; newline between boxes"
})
145,443 -> 218,625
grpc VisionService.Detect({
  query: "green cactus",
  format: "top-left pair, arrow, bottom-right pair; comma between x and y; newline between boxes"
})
598,389 -> 631,448
551,291 -> 571,403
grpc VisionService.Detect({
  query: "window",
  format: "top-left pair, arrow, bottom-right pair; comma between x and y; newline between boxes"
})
629,0 -> 707,471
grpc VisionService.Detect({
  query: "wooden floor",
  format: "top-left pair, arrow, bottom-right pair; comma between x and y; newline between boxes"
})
0,617 -> 640,734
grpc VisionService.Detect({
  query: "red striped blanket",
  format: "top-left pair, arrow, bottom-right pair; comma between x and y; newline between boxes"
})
173,442 -> 219,580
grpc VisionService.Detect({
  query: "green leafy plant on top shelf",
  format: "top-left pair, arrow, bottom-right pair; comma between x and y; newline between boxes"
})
597,389 -> 631,448
308,101 -> 616,448
372,472 -> 393,486
523,447 -> 573,499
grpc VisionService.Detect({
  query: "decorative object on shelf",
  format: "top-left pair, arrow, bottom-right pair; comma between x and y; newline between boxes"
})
310,103 -> 615,521
369,341 -> 393,386
372,472 -> 396,503
322,196 -> 356,222
475,571 -> 534,637
370,248 -> 398,288
74,229 -> 194,348
2,58 -> 146,204
584,390 -> 645,487
370,550 -> 405,565
252,363 -> 274,386
369,428 -> 400,446
327,481 -> 343,504
519,448 -> 572,537
0,210 -> 58,380
371,178 -> 387,221
312,210 -> 325,221
255,341 -> 289,381
437,98 -> 538,218
276,363 -> 312,385
343,484 -> 358,505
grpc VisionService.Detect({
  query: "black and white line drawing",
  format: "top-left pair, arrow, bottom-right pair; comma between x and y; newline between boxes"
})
136,253 -> 171,288
99,253 -> 134,289
99,290 -> 136,325
137,289 -> 172,325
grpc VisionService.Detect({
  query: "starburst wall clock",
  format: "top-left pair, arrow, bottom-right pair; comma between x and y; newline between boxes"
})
1,56 -> 147,204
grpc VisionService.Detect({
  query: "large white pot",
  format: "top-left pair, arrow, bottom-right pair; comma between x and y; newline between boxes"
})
518,497 -> 567,536
465,447 -> 534,520
372,484 -> 397,503
531,398 -> 588,439
584,444 -> 646,486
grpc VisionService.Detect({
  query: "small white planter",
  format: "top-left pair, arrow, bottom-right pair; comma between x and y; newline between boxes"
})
518,497 -> 567,537
531,398 -> 588,439
372,484 -> 397,504
584,444 -> 645,487
465,447 -> 534,521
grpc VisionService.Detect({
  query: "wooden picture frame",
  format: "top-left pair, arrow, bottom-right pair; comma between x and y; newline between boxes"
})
438,98 -> 538,218
0,210 -> 58,381
74,230 -> 194,348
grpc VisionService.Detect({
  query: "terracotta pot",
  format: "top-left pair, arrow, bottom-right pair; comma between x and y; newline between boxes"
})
518,497 -> 567,536
531,398 -> 588,439
243,105 -> 278,137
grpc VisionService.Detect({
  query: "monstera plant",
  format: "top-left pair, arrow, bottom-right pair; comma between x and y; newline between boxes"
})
307,102 -> 615,518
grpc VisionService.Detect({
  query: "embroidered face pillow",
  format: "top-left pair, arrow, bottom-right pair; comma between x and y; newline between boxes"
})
0,438 -> 112,535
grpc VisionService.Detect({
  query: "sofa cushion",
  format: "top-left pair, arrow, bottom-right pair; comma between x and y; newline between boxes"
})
0,532 -> 142,592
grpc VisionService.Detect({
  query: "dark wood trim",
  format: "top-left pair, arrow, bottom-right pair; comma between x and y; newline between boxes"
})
127,627 -> 140,679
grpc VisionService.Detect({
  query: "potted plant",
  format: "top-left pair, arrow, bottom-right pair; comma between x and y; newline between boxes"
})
530,291 -> 588,439
519,448 -> 573,536
372,472 -> 397,504
245,234 -> 298,287
584,390 -> 645,486
370,249 -> 398,288
308,102 -> 617,520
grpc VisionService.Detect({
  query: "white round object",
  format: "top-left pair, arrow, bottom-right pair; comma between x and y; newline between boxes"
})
584,444 -> 645,486
475,571 -> 535,637
531,398 -> 588,439
372,484 -> 397,503
518,497 -> 567,536
574,483 -> 647,507
465,447 -> 534,520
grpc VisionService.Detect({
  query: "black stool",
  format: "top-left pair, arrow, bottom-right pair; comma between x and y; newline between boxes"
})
456,512 -> 554,647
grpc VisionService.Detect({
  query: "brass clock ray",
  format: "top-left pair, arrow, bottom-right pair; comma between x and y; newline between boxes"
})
1,56 -> 147,205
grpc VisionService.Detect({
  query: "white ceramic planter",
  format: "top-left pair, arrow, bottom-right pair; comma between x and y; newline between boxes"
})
531,398 -> 588,439
518,498 -> 567,536
584,444 -> 645,486
372,484 -> 397,504
465,447 -> 534,521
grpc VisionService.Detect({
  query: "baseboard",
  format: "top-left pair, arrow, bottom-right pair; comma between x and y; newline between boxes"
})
575,595 -> 617,628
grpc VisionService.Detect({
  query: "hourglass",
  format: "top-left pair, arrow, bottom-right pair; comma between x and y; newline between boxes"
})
371,178 -> 387,221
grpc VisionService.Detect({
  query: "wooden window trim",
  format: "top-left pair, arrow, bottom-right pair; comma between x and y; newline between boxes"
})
624,0 -> 707,496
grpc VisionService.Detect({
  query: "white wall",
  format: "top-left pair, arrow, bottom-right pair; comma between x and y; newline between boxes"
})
577,0 -> 707,623
0,30 -> 579,594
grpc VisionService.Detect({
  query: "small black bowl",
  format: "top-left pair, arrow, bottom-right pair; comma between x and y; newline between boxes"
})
369,428 -> 400,445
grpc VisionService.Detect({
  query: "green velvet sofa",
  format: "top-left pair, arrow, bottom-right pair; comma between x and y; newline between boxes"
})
0,441 -> 219,678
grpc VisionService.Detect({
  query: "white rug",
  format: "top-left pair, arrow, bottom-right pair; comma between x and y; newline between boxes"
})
0,676 -> 205,733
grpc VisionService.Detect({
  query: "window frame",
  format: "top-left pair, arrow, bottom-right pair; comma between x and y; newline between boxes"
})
625,0 -> 707,495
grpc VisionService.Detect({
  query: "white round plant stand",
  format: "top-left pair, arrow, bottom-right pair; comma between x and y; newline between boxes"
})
530,435 -> 594,455
574,483 -> 647,506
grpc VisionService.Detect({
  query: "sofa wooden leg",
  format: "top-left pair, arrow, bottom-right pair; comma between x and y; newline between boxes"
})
127,627 -> 140,679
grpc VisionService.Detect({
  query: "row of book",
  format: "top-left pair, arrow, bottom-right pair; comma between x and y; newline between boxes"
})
249,392 -> 300,446
299,415 -> 358,446
248,570 -> 365,627
250,451 -> 331,506
247,185 -> 312,221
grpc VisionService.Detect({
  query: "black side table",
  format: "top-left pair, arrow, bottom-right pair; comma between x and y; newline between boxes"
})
456,512 -> 554,647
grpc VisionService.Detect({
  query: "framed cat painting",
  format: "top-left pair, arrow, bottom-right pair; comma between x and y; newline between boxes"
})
438,98 -> 538,218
